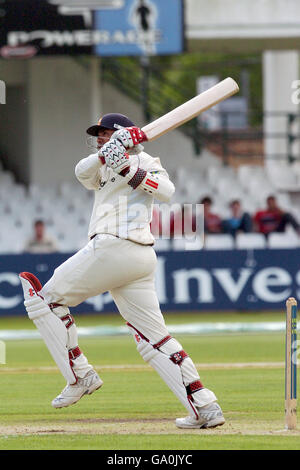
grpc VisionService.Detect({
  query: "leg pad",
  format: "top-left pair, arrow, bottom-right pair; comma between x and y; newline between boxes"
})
128,323 -> 199,418
19,272 -> 77,384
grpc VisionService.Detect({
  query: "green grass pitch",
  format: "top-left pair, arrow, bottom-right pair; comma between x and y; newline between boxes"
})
1,311 -> 300,450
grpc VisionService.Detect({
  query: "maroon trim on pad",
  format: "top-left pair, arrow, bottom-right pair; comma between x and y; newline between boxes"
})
61,314 -> 75,329
126,322 -> 149,342
186,380 -> 204,395
153,335 -> 172,349
170,350 -> 188,365
68,346 -> 82,361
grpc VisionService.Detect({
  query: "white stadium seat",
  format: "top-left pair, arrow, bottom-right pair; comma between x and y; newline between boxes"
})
204,234 -> 235,250
207,166 -> 235,189
267,232 -> 299,249
185,181 -> 212,204
246,177 -> 275,200
172,236 -> 204,251
275,192 -> 292,211
237,165 -> 266,189
153,239 -> 171,251
240,196 -> 258,214
266,164 -> 300,191
235,233 -> 266,249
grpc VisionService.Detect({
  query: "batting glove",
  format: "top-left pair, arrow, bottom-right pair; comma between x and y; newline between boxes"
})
112,125 -> 147,148
100,138 -> 131,175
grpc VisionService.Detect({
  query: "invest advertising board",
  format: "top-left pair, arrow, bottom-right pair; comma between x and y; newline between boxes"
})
0,249 -> 299,315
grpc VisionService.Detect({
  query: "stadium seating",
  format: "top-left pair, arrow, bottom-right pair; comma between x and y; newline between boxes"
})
235,233 -> 267,249
172,236 -> 204,251
267,231 -> 299,248
152,239 -> 171,251
204,234 -> 235,250
266,164 -> 300,191
0,162 -> 299,253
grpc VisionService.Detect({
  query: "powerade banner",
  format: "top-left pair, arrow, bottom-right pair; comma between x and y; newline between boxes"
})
0,249 -> 299,316
0,0 -> 184,58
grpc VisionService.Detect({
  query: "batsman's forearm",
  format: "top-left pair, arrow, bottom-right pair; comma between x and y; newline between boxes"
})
75,154 -> 102,189
124,167 -> 175,202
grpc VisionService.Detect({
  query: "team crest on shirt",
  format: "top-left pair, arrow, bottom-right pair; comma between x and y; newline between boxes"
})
99,177 -> 116,190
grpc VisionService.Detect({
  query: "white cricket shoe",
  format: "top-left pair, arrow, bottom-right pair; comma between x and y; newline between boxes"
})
52,369 -> 103,408
175,402 -> 225,429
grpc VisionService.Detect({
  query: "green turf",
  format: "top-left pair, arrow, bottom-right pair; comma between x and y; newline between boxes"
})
1,434 -> 300,450
0,310 -> 286,330
3,331 -> 285,367
0,313 -> 299,450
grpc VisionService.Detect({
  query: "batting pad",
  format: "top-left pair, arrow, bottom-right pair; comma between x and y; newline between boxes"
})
127,324 -> 199,419
19,274 -> 77,385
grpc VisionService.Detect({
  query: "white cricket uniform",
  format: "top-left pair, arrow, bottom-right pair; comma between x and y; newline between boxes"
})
39,149 -> 216,411
40,151 -> 175,343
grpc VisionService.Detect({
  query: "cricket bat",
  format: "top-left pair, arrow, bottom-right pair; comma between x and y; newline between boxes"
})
141,77 -> 239,142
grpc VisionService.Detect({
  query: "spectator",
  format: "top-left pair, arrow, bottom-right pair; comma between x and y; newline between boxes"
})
169,205 -> 197,238
150,205 -> 161,238
151,205 -> 197,239
254,195 -> 300,237
200,196 -> 222,233
222,199 -> 252,237
24,220 -> 59,254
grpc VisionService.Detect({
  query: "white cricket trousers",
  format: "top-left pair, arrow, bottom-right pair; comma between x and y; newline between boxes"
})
41,233 -> 215,408
41,234 -> 168,343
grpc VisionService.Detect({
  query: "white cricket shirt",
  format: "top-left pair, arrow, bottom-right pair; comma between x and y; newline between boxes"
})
75,151 -> 175,245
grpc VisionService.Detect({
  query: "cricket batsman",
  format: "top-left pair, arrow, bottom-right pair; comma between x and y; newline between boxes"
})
19,113 -> 225,429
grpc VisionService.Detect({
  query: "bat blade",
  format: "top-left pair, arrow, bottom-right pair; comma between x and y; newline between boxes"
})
141,77 -> 239,142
